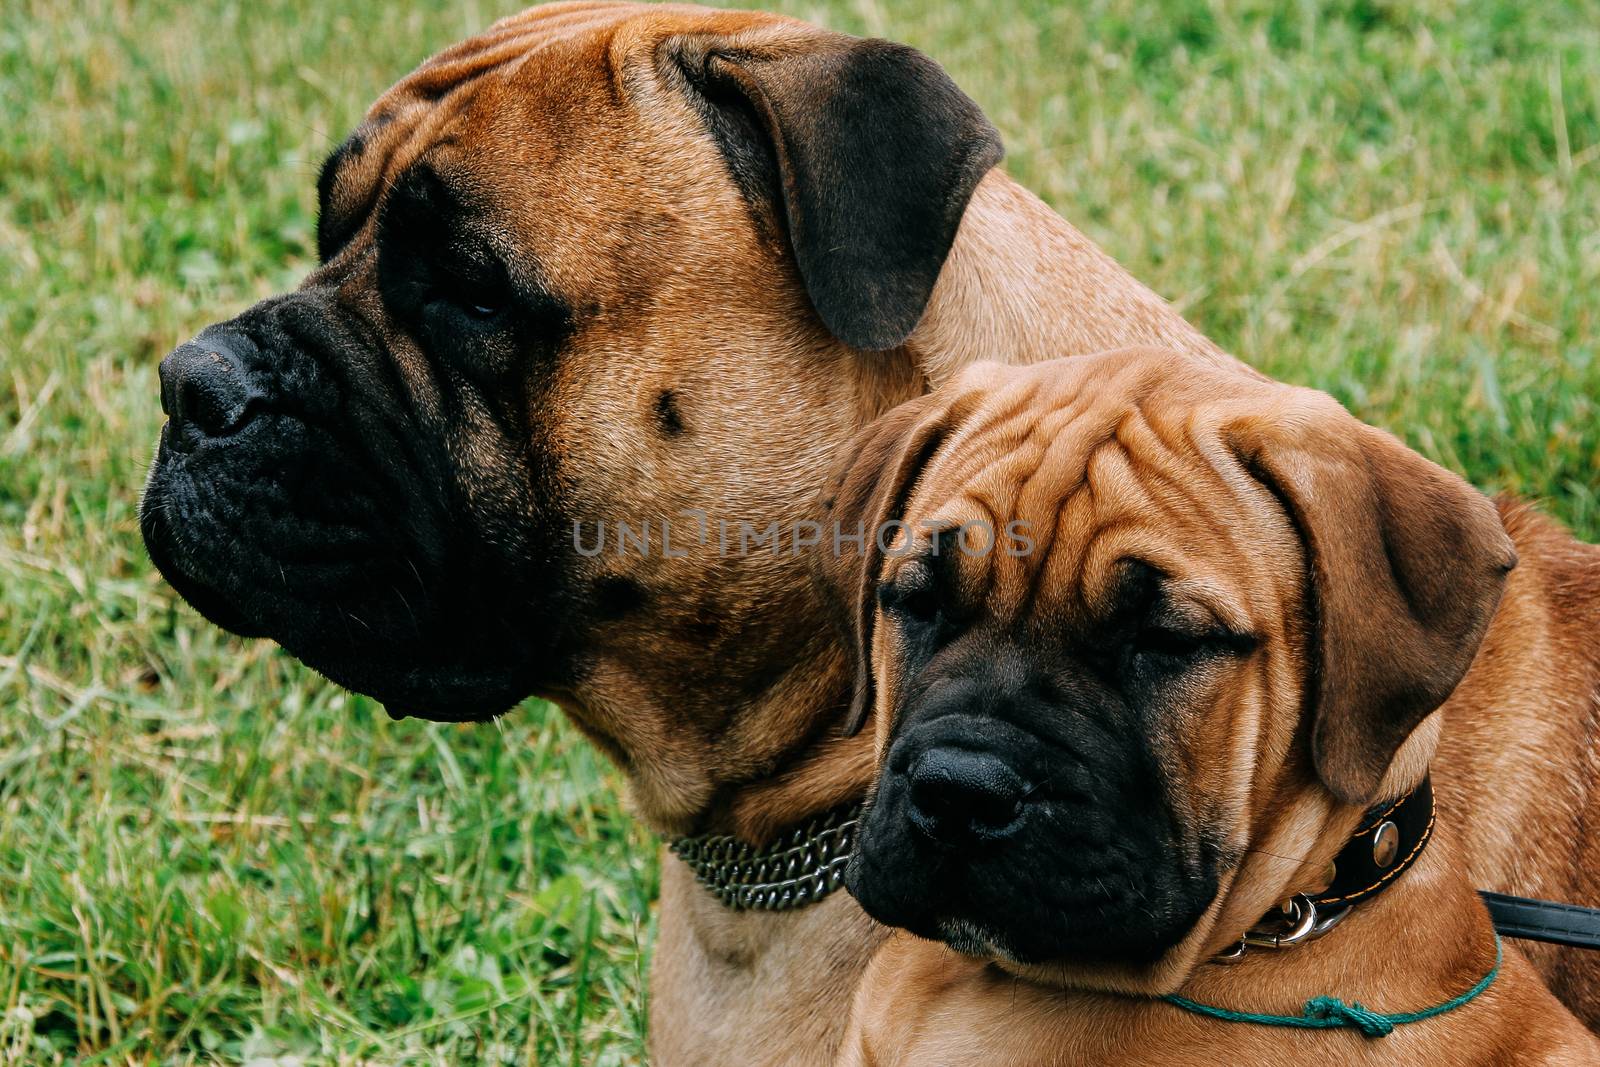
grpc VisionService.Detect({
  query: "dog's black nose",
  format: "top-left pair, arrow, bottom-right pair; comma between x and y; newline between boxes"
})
905,747 -> 1027,843
159,332 -> 256,446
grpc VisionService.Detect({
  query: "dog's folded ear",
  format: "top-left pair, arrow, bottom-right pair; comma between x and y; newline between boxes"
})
1227,394 -> 1517,804
669,29 -> 1003,351
811,388 -> 983,736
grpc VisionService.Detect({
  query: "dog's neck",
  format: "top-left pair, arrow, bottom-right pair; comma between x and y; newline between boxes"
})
909,169 -> 1235,381
713,170 -> 1242,844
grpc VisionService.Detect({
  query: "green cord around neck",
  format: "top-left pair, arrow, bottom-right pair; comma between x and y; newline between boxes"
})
1161,935 -> 1502,1039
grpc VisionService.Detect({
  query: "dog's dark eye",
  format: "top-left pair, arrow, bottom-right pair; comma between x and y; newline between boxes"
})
1133,625 -> 1206,660
1127,622 -> 1254,678
424,292 -> 505,337
886,582 -> 939,622
434,261 -> 510,325
879,563 -> 940,624
462,299 -> 502,320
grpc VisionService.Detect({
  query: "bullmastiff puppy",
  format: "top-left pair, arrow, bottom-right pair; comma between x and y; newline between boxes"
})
140,4 -> 1240,1061
813,348 -> 1600,1064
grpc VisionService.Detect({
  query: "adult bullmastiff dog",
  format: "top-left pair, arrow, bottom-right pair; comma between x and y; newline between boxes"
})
135,2 -> 1592,1062
814,349 -> 1600,1063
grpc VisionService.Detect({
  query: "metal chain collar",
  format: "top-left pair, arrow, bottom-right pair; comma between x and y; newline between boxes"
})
668,803 -> 863,912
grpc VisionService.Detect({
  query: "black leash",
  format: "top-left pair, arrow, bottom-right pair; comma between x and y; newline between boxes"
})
1482,892 -> 1600,950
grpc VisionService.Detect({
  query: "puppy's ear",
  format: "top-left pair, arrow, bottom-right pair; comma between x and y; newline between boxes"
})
812,389 -> 980,736
670,30 -> 1002,351
1227,394 -> 1516,803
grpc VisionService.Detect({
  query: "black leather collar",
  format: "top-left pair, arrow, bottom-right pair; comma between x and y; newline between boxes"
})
1311,775 -> 1436,912
1227,776 -> 1600,956
1217,777 -> 1435,960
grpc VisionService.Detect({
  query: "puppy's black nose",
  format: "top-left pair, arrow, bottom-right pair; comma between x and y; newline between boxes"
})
906,747 -> 1027,843
159,332 -> 256,446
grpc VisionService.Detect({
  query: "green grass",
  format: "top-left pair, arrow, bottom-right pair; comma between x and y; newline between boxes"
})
2,0 -> 1597,1062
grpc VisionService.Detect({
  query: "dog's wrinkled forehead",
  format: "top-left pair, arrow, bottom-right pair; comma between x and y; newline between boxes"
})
313,5 -> 623,265
908,354 -> 1258,574
313,2 -> 804,267
858,353 -> 1311,688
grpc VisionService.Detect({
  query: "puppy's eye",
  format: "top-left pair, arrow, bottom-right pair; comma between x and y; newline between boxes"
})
424,292 -> 505,336
879,564 -> 939,623
1133,625 -> 1207,660
891,584 -> 940,622
1128,623 -> 1255,677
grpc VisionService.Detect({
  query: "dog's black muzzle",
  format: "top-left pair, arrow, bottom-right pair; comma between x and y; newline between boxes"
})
140,291 -> 548,721
845,671 -> 1218,966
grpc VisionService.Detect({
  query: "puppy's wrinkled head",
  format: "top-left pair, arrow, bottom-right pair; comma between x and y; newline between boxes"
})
815,348 -> 1513,992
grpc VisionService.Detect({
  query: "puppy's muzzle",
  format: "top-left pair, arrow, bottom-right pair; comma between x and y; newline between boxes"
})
848,672 -> 1217,966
